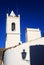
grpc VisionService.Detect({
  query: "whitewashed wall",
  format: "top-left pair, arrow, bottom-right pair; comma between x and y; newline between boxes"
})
4,43 -> 30,65
4,37 -> 44,65
26,28 -> 41,42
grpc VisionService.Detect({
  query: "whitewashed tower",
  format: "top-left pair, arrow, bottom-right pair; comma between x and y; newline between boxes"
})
5,11 -> 20,48
4,11 -> 30,65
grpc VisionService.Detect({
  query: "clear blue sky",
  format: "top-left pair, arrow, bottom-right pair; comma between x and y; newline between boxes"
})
0,0 -> 44,48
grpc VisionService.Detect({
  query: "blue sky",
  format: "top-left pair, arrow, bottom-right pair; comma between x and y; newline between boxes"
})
0,0 -> 44,48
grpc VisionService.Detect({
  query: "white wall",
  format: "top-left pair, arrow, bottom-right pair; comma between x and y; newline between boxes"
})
4,44 -> 30,65
26,28 -> 41,42
5,11 -> 21,48
4,37 -> 44,65
6,14 -> 20,34
5,34 -> 20,48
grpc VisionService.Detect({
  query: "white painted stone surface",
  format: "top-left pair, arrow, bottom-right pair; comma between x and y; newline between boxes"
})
5,34 -> 20,48
26,28 -> 41,42
6,15 -> 20,34
5,11 -> 20,48
4,37 -> 44,65
4,44 -> 30,65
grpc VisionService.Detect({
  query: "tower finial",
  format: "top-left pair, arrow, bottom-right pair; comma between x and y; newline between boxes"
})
10,11 -> 16,17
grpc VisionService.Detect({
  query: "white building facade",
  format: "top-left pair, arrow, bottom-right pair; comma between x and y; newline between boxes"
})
3,11 -> 44,65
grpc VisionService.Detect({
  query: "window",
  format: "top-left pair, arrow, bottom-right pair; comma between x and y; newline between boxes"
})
12,22 -> 15,31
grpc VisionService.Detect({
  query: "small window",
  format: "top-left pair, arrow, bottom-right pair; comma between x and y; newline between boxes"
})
12,22 -> 15,31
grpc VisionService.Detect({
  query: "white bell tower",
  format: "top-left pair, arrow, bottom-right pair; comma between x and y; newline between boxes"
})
5,11 -> 20,48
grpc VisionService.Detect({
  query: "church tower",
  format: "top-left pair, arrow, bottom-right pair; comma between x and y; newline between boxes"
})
5,11 -> 20,48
